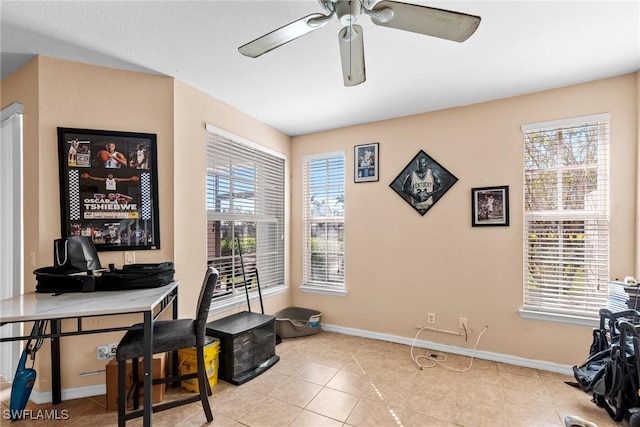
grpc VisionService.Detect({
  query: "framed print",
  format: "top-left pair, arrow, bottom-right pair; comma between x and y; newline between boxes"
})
354,143 -> 379,183
471,185 -> 509,227
389,150 -> 458,216
57,127 -> 160,251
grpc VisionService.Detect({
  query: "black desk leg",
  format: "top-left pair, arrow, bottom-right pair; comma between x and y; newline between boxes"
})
51,319 -> 61,404
142,311 -> 153,427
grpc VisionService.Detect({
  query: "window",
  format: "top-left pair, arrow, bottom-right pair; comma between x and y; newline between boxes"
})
1,103 -> 23,381
206,125 -> 285,301
521,114 -> 610,321
302,152 -> 345,294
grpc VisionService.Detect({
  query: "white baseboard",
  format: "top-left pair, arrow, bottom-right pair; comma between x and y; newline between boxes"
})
321,323 -> 574,376
29,384 -> 106,405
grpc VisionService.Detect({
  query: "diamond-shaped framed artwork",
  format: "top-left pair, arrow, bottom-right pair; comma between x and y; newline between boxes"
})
389,150 -> 458,216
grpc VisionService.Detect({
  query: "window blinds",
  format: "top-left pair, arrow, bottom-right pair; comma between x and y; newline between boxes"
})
522,114 -> 610,319
302,152 -> 345,291
205,125 -> 285,298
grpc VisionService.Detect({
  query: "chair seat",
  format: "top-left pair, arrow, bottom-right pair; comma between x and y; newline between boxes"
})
116,319 -> 197,361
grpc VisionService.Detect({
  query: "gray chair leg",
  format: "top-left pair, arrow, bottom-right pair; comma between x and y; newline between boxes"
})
197,346 -> 213,422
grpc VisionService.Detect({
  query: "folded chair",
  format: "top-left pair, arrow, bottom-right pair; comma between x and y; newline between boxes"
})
115,266 -> 219,426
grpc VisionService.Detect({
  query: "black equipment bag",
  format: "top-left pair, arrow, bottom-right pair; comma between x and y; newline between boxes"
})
572,309 -> 632,393
35,262 -> 175,293
573,345 -> 611,393
571,310 -> 640,423
34,267 -> 98,293
98,262 -> 175,290
592,321 -> 640,422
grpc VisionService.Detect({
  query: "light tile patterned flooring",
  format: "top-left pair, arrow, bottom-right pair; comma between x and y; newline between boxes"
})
0,331 -> 627,426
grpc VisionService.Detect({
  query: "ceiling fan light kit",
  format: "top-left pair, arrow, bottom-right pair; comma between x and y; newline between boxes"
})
238,0 -> 481,87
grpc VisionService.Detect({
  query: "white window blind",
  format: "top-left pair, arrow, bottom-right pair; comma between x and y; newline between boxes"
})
522,114 -> 610,319
206,125 -> 285,299
302,152 -> 345,293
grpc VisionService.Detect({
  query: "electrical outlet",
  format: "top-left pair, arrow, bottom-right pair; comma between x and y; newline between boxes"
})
124,251 -> 135,265
97,345 -> 110,360
458,317 -> 468,330
427,313 -> 436,324
97,343 -> 119,360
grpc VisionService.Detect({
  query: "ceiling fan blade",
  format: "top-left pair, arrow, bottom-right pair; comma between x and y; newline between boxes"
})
339,25 -> 366,87
368,1 -> 481,42
239,12 -> 333,58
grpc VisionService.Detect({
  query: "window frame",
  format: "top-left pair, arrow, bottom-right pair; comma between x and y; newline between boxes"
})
205,124 -> 286,311
301,151 -> 346,296
520,114 -> 610,325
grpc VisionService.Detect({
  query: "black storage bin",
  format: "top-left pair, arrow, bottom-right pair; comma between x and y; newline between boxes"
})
205,311 -> 279,385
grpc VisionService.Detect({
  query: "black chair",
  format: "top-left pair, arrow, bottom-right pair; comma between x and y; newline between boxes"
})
115,266 -> 219,426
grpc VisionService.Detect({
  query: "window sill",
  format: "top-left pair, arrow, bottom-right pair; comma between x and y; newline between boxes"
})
519,308 -> 598,327
300,285 -> 346,296
208,285 -> 287,316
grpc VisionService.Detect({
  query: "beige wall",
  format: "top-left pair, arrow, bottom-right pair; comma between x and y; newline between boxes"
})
290,73 -> 638,366
1,56 -> 177,392
172,79 -> 291,318
1,55 -> 637,394
0,56 -> 291,393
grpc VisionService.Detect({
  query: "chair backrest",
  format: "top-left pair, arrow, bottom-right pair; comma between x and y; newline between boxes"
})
195,266 -> 219,345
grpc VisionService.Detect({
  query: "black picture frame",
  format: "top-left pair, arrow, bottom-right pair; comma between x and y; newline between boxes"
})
389,150 -> 458,216
471,185 -> 510,227
354,142 -> 379,183
57,127 -> 160,251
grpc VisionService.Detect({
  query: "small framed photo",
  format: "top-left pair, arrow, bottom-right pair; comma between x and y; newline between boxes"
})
354,143 -> 379,183
471,185 -> 509,227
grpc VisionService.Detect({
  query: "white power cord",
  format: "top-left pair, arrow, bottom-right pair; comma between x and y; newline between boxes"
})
410,325 -> 489,373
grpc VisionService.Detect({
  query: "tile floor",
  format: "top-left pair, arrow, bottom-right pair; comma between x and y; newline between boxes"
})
0,331 -> 627,426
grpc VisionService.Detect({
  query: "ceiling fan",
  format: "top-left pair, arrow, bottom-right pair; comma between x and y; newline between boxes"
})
238,0 -> 481,87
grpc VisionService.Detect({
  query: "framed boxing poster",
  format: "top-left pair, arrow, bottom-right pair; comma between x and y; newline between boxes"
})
57,127 -> 160,251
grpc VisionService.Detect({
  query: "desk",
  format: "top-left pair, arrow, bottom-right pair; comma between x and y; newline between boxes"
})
0,281 -> 179,427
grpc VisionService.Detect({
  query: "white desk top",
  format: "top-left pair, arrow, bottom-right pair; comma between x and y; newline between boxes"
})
0,281 -> 179,323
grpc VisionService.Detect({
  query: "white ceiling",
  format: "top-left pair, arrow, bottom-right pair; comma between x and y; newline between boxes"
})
1,1 -> 638,136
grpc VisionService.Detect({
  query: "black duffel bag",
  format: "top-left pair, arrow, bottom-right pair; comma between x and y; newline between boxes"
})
98,262 -> 175,290
34,266 -> 98,293
35,262 -> 175,293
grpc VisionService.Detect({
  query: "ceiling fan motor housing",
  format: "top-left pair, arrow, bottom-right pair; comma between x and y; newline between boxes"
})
335,0 -> 363,26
